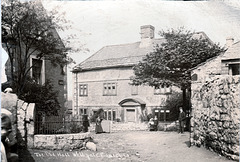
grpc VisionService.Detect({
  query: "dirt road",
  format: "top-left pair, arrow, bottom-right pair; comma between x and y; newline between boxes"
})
24,131 -> 234,162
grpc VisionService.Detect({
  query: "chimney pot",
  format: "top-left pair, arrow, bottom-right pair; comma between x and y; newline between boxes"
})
140,25 -> 155,39
139,25 -> 155,48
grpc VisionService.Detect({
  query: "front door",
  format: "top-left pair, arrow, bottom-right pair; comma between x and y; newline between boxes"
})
126,109 -> 135,122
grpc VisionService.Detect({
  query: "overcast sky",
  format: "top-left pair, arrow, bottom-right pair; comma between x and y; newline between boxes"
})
43,0 -> 240,100
2,0 -> 240,100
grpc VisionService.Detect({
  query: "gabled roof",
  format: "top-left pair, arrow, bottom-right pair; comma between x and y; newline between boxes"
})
222,41 -> 240,60
72,31 -> 212,72
72,39 -> 164,72
190,40 -> 240,72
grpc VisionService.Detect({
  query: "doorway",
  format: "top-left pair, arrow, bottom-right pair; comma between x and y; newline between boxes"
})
126,109 -> 136,122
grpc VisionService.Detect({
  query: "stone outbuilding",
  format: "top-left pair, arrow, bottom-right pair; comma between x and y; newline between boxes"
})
190,38 -> 240,161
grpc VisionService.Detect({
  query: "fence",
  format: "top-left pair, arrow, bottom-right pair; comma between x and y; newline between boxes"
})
35,115 -> 84,134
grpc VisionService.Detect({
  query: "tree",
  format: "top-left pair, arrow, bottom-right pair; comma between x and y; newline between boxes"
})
1,0 -> 76,96
131,28 -> 225,111
18,78 -> 60,115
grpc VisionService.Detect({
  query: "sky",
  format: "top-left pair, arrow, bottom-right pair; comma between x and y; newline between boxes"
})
2,0 -> 240,100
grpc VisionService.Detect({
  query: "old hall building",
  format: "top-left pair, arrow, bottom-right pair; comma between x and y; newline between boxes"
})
72,25 -> 181,123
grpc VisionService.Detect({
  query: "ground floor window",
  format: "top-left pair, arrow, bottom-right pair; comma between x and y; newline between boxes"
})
104,109 -> 116,121
154,109 -> 171,121
229,64 -> 240,75
80,108 -> 87,115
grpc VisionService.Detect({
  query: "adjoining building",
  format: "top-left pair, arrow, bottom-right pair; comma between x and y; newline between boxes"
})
2,29 -> 68,115
72,25 -> 211,123
190,38 -> 239,161
191,37 -> 240,84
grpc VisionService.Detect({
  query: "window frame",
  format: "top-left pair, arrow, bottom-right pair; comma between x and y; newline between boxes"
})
79,84 -> 88,96
154,85 -> 172,95
103,82 -> 117,96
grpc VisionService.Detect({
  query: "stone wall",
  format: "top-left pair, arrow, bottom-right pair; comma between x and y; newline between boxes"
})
34,132 -> 92,150
1,92 -> 35,148
191,76 -> 240,161
1,92 -> 92,151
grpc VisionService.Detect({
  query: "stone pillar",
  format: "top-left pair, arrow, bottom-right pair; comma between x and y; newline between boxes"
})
1,92 -> 35,148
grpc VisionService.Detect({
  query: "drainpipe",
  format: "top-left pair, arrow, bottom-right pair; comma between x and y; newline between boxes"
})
75,72 -> 78,116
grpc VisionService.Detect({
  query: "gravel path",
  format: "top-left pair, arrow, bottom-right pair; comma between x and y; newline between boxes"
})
24,131 -> 234,162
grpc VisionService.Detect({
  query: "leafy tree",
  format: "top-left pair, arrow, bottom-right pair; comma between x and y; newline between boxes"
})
1,0 -> 78,96
131,28 -> 225,111
18,78 -> 60,115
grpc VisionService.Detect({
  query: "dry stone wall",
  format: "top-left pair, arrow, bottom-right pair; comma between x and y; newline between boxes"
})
191,76 -> 240,161
1,92 -> 35,148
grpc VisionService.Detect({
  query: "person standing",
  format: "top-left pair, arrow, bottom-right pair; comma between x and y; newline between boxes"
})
95,116 -> 103,134
178,107 -> 186,134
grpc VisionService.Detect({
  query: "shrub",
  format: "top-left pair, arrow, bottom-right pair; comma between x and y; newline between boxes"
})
17,78 -> 60,115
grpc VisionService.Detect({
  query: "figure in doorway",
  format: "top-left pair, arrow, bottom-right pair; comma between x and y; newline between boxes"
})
178,107 -> 186,134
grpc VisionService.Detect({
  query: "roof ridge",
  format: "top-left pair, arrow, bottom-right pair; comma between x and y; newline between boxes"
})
103,38 -> 164,48
80,55 -> 146,64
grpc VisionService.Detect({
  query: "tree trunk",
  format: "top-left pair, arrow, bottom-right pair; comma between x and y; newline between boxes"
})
182,88 -> 187,111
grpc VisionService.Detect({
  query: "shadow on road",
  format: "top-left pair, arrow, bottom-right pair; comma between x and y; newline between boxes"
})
18,146 -> 35,162
184,141 -> 191,148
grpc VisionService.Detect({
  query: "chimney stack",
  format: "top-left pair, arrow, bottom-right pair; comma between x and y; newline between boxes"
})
139,25 -> 155,48
225,37 -> 234,48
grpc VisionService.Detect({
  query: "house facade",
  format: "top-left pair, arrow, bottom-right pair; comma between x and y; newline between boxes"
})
2,38 -> 68,115
72,25 -> 181,123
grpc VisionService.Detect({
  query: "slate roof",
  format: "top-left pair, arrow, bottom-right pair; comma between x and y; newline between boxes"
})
72,31 -> 211,72
222,41 -> 240,60
72,39 -> 164,72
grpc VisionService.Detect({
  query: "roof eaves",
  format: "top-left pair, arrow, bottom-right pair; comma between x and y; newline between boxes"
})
72,64 -> 134,72
189,52 -> 225,72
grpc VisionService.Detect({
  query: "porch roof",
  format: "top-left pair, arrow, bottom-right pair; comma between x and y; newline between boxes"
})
119,98 -> 146,106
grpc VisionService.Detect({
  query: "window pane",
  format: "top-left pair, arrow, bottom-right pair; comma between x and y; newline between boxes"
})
104,111 -> 107,120
113,110 -> 116,120
103,83 -> 117,95
79,84 -> 88,96
108,111 -> 111,120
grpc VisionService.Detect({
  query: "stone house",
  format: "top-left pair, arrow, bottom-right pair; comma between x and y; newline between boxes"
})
72,25 -> 210,123
2,30 -> 68,115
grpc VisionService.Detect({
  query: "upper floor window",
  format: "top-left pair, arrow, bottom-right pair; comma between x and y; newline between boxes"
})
79,84 -> 88,96
103,83 -> 117,96
32,59 -> 43,84
131,85 -> 138,95
154,84 -> 172,95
